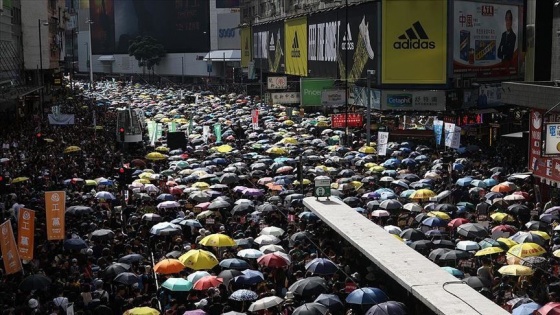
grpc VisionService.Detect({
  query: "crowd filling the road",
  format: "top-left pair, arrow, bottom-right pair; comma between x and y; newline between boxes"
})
1,81 -> 559,315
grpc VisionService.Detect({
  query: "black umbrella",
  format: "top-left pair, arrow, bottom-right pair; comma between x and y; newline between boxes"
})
63,237 -> 88,250
290,231 -> 313,246
114,272 -> 140,285
435,203 -> 458,213
409,240 -> 433,251
220,173 -> 240,184
432,239 -> 456,249
456,223 -> 488,239
66,205 -> 93,215
166,250 -> 182,258
438,249 -> 471,261
218,269 -> 242,286
231,203 -> 254,215
508,204 -> 530,215
526,220 -> 548,231
288,277 -> 328,298
343,197 -> 361,207
91,229 -> 115,241
257,203 -> 279,213
118,253 -> 145,264
464,276 -> 491,289
314,294 -> 344,312
428,248 -> 452,262
399,228 -> 426,241
219,258 -> 250,270
208,199 -> 231,210
366,301 -> 408,315
103,263 -> 131,278
292,303 -> 329,315
20,274 -> 51,291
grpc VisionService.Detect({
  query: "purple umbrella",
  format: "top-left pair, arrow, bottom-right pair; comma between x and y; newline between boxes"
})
242,188 -> 264,197
183,310 -> 208,315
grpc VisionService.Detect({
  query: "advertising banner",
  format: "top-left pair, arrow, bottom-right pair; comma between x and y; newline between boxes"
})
217,13 -> 240,50
544,123 -> 560,156
285,17 -> 308,76
321,90 -> 346,107
90,0 -> 210,54
377,132 -> 389,156
300,78 -> 335,107
331,114 -> 363,128
307,8 -> 341,78
454,1 -> 522,78
253,21 -> 284,73
527,110 -> 560,181
241,27 -> 252,68
0,220 -> 21,275
45,191 -> 66,241
433,120 -> 443,145
17,208 -> 35,261
350,86 -> 380,109
381,90 -> 446,111
381,0 -> 447,84
478,83 -> 504,107
267,76 -> 288,90
251,109 -> 259,129
270,92 -> 300,104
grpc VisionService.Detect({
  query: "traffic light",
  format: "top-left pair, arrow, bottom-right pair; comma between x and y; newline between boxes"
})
36,133 -> 44,145
118,127 -> 125,142
118,167 -> 125,184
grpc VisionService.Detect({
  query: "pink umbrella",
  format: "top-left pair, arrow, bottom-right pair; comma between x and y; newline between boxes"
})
193,276 -> 223,290
257,253 -> 290,268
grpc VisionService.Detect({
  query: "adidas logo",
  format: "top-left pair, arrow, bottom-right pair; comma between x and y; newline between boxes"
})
393,21 -> 435,50
291,32 -> 300,58
269,33 -> 275,51
342,23 -> 354,50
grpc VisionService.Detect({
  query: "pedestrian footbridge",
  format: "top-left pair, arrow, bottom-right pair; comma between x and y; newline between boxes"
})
303,197 -> 509,315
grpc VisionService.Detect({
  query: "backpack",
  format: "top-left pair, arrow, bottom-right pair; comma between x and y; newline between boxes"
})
92,290 -> 108,304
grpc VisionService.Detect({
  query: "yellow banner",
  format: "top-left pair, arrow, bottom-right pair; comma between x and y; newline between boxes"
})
285,17 -> 308,77
241,26 -> 252,68
381,0 -> 447,84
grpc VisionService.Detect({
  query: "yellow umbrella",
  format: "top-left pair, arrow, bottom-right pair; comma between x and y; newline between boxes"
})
530,230 -> 551,240
370,165 -> 385,173
85,180 -> 98,186
134,178 -> 151,184
216,144 -> 234,153
280,137 -> 298,145
498,265 -> 534,276
410,189 -> 436,200
266,147 -> 287,155
155,146 -> 170,153
63,146 -> 81,154
490,212 -> 516,223
199,233 -> 236,247
192,182 -> 210,190
11,177 -> 29,184
475,247 -> 504,256
178,249 -> 219,270
293,179 -> 312,186
364,163 -> 378,169
123,306 -> 161,315
139,172 -> 153,180
145,152 -> 167,161
358,146 -> 376,154
507,242 -> 546,258
283,120 -> 294,126
427,211 -> 451,220
497,238 -> 518,248
317,121 -> 329,127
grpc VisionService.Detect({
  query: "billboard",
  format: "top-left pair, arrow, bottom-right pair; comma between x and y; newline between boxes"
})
253,21 -> 284,73
300,78 -> 335,107
453,1 -> 522,78
90,0 -> 210,54
381,90 -> 446,111
381,0 -> 447,84
528,110 -> 560,182
544,123 -> 560,156
217,13 -> 240,50
241,27 -> 251,68
285,17 -> 307,76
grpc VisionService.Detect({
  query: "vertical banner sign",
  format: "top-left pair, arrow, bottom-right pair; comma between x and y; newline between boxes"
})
214,123 -> 222,143
251,109 -> 259,129
285,17 -> 308,76
45,191 -> 66,240
0,220 -> 22,274
433,120 -> 443,145
444,123 -> 456,148
450,126 -> 462,149
202,126 -> 210,143
381,0 -> 447,84
241,26 -> 252,68
377,132 -> 389,156
17,208 -> 35,260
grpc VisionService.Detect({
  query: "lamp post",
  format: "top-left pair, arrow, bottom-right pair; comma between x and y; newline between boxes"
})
38,19 -> 48,114
86,19 -> 94,91
366,70 -> 375,146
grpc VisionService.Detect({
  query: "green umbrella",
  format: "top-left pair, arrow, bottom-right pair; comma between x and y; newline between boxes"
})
161,278 -> 193,291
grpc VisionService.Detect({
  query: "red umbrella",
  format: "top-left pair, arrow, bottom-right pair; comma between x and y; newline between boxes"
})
257,253 -> 290,268
492,224 -> 517,234
537,302 -> 560,315
512,191 -> 530,200
180,153 -> 189,160
447,218 -> 470,228
193,276 -> 223,290
169,187 -> 183,195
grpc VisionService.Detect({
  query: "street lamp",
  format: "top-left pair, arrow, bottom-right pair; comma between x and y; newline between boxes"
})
86,19 -> 94,91
38,19 -> 48,114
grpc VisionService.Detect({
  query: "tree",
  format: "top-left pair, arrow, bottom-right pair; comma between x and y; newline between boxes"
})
128,36 -> 166,76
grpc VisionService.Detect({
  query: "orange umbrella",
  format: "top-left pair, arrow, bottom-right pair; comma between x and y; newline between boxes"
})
266,183 -> 283,191
154,259 -> 185,275
491,184 -> 512,193
193,275 -> 223,290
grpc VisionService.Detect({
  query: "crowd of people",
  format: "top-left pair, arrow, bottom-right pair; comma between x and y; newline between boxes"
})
0,80 -> 558,315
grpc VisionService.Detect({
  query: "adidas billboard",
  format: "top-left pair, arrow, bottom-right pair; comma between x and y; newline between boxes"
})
393,21 -> 435,50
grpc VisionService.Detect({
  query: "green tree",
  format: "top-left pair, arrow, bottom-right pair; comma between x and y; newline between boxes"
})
128,36 -> 166,76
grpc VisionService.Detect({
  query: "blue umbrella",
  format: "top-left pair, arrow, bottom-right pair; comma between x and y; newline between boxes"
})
409,181 -> 431,189
346,287 -> 388,305
229,289 -> 258,301
441,266 -> 464,279
401,158 -> 417,167
485,192 -> 504,201
233,269 -> 265,285
400,189 -> 416,198
374,188 -> 394,194
414,155 -> 429,162
63,237 -> 88,250
219,258 -> 250,270
314,294 -> 344,312
178,219 -> 203,228
157,194 -> 175,201
212,158 -> 229,165
382,158 -> 401,169
483,178 -> 498,187
456,177 -> 473,187
305,258 -> 339,275
379,192 -> 397,200
452,163 -> 464,171
422,217 -> 448,227
118,253 -> 145,264
299,212 -> 319,221
512,302 -> 541,315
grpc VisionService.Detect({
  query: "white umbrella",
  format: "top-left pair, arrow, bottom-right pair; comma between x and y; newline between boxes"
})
142,213 -> 162,222
259,244 -> 286,254
259,226 -> 285,237
157,201 -> 181,209
254,234 -> 281,246
403,203 -> 423,212
456,240 -> 480,251
149,222 -> 182,236
144,184 -> 159,193
237,249 -> 264,259
379,176 -> 394,183
383,225 -> 402,235
187,271 -> 211,284
371,210 -> 390,217
234,199 -> 254,206
379,199 -> 402,210
504,194 -> 525,201
248,296 -> 284,312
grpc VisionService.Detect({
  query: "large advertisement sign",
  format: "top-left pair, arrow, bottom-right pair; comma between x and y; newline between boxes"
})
285,17 -> 308,77
454,1 -> 522,78
544,123 -> 560,156
253,21 -> 284,73
241,27 -> 251,68
529,110 -> 558,181
300,78 -> 335,107
217,13 -> 240,50
381,0 -> 447,84
90,0 -> 210,54
381,90 -> 446,111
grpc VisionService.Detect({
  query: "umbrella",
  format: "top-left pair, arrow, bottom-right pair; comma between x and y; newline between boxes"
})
95,191 -> 116,200
314,294 -> 344,312
498,265 -> 534,276
229,289 -> 258,301
63,145 -> 81,153
292,303 -> 329,315
187,271 -> 211,284
538,302 -> 560,315
123,307 -> 160,315
512,302 -> 541,315
66,205 -> 94,215
508,243 -> 546,258
379,199 -> 402,210
193,276 -> 223,290
260,226 -> 285,237
475,247 -> 504,257
366,301 -> 408,315
118,253 -> 145,264
441,266 -> 465,278
254,234 -> 281,246
305,258 -> 339,275
114,272 -> 140,285
248,296 -> 284,312
457,223 -> 488,239
154,259 -> 185,274
346,287 -> 389,305
218,269 -> 242,285
234,269 -> 265,285
219,258 -> 250,270
179,249 -> 219,270
149,222 -> 182,235
464,276 -> 491,289
63,237 -> 88,250
400,228 -> 426,241
19,274 -> 51,291
456,240 -> 480,251
257,253 -> 290,268
161,277 -> 193,291
260,244 -> 286,254
237,248 -> 264,259
288,277 -> 328,298
103,263 -> 131,278
199,233 -> 236,247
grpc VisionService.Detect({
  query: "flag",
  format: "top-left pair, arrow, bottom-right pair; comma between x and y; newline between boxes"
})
0,220 -> 22,274
17,208 -> 35,260
203,125 -> 210,143
214,123 -> 222,143
45,191 -> 66,240
433,120 -> 443,146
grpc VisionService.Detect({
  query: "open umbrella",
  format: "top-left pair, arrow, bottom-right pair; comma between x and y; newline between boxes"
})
19,274 -> 51,291
103,263 -> 131,278
149,222 -> 182,235
63,237 -> 88,250
219,258 -> 250,270
254,234 -> 281,246
123,307 -> 160,315
248,296 -> 284,312
187,271 -> 211,284
229,289 -> 259,301
199,233 -> 236,247
154,259 -> 185,274
118,253 -> 145,264
292,303 -> 329,315
346,287 -> 389,305
366,301 -> 408,315
314,294 -> 344,312
288,277 -> 328,298
193,276 -> 223,290
237,248 -> 264,259
457,223 -> 488,239
257,253 -> 290,268
305,258 -> 339,275
498,265 -> 534,276
114,272 -> 140,285
233,269 -> 265,285
464,276 -> 491,289
512,302 -> 541,315
179,249 -> 219,270
161,277 -> 193,291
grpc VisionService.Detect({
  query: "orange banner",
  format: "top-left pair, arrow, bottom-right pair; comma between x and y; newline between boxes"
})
17,208 -> 35,260
0,220 -> 22,274
45,191 -> 66,240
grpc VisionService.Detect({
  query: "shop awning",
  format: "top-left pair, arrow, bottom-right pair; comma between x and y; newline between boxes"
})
204,50 -> 240,61
98,55 -> 115,62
